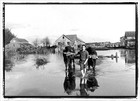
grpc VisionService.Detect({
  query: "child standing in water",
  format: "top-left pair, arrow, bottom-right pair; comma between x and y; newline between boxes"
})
77,45 -> 89,78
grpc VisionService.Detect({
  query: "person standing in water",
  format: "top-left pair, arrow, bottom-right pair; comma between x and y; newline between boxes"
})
86,47 -> 97,74
77,45 -> 89,78
63,42 -> 75,70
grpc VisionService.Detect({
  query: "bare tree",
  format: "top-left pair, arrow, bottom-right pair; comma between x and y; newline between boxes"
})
41,37 -> 50,47
32,38 -> 39,47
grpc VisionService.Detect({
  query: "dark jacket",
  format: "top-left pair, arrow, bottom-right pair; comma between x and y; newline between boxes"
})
63,46 -> 75,61
86,47 -> 97,55
65,46 -> 74,53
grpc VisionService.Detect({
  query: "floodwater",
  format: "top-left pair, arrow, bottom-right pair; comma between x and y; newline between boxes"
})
4,49 -> 136,96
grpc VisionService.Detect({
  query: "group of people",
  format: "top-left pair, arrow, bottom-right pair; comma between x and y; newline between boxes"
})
63,42 -> 98,78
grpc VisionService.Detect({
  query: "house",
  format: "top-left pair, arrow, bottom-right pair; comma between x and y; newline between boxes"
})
120,36 -> 125,47
54,34 -> 85,52
5,38 -> 32,51
124,31 -> 135,48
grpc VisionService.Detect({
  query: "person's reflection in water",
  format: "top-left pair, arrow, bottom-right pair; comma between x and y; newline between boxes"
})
77,74 -> 99,96
86,74 -> 99,92
63,67 -> 76,95
80,78 -> 89,96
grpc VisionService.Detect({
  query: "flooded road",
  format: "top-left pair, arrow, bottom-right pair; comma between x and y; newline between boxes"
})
4,49 -> 136,96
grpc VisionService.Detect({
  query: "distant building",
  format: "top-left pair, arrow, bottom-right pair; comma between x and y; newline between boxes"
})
5,38 -> 32,51
124,31 -> 135,48
54,34 -> 85,52
86,42 -> 110,48
120,36 -> 125,47
109,42 -> 120,47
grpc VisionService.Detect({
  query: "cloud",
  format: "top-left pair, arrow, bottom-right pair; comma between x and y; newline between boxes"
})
5,23 -> 31,29
5,4 -> 135,44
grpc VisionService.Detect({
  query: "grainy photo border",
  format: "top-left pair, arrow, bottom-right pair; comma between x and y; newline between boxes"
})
2,2 -> 138,99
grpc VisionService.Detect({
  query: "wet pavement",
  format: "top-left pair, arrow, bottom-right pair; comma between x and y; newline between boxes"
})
4,49 -> 136,96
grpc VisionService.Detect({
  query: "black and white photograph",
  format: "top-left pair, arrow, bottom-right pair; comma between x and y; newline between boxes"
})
2,2 -> 138,99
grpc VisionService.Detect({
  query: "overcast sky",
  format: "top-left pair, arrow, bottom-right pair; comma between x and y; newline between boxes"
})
5,4 -> 135,44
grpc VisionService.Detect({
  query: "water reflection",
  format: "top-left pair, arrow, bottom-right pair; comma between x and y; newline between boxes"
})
79,78 -> 89,96
63,67 -> 99,96
63,68 -> 76,95
5,59 -> 14,72
120,49 -> 135,64
5,49 -> 135,96
86,74 -> 99,92
5,54 -> 28,72
78,74 -> 99,96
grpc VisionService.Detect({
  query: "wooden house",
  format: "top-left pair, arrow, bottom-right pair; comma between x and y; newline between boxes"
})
5,38 -> 32,51
54,34 -> 85,52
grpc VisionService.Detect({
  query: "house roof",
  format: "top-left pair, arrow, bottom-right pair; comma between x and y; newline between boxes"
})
65,34 -> 77,42
77,37 -> 85,43
54,34 -> 85,45
12,38 -> 28,43
125,31 -> 135,37
64,34 -> 85,43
